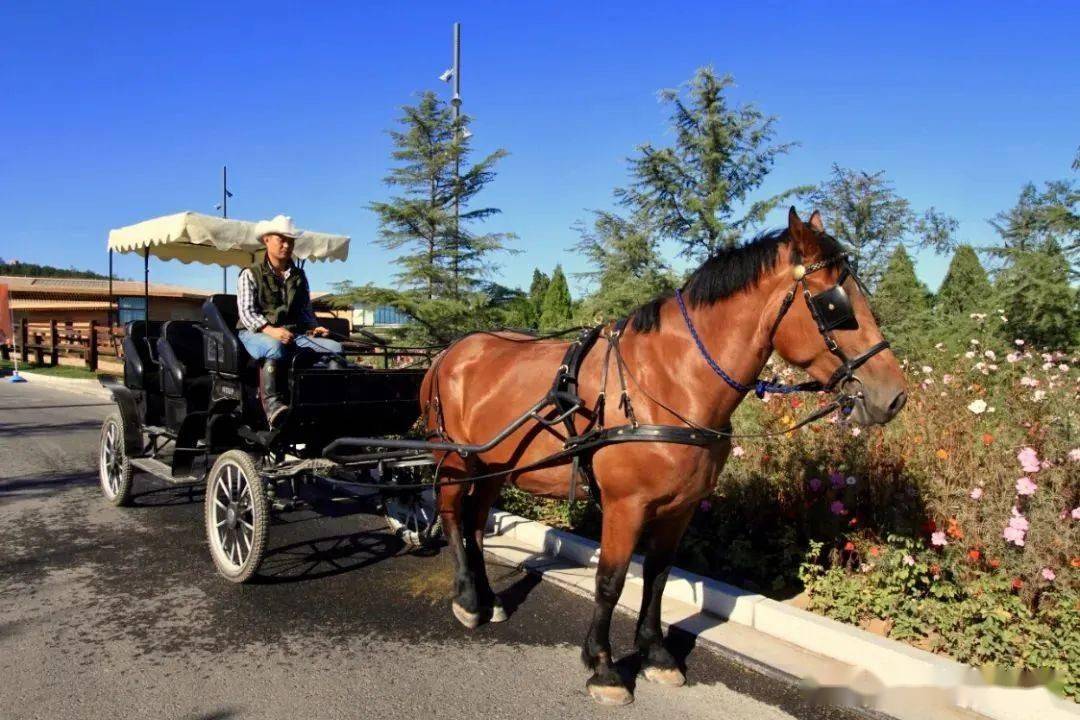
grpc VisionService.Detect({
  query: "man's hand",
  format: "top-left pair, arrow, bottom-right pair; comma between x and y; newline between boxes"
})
310,326 -> 331,338
263,326 -> 294,344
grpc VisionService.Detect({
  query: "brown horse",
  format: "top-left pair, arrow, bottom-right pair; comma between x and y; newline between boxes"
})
419,208 -> 907,705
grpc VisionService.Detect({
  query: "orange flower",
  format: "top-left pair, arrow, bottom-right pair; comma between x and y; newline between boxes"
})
989,558 -> 1001,569
981,433 -> 994,446
1011,577 -> 1023,591
1071,557 -> 1080,569
869,546 -> 880,557
968,549 -> 981,562
946,517 -> 964,540
844,541 -> 855,552
914,435 -> 924,445
930,563 -> 941,575
936,448 -> 949,460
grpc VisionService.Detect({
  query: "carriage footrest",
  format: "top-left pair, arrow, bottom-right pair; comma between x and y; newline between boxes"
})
131,456 -> 199,484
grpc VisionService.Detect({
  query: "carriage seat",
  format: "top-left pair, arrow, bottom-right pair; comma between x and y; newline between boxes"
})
156,321 -> 211,404
122,320 -> 163,391
202,294 -> 251,374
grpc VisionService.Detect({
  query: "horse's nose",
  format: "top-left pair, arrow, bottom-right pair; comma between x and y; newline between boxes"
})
885,390 -> 907,420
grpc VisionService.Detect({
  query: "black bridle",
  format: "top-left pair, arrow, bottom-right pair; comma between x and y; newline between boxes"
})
675,253 -> 891,416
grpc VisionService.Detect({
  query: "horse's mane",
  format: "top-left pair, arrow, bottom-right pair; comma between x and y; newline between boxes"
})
628,227 -> 842,334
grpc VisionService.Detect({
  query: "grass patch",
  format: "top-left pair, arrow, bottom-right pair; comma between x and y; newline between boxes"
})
0,358 -> 103,380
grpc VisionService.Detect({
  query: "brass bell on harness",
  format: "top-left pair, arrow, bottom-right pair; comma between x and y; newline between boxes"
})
792,264 -> 806,280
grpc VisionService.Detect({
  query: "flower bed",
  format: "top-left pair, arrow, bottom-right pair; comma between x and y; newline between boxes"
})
499,332 -> 1079,700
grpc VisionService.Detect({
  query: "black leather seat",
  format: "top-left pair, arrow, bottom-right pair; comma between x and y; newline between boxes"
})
122,320 -> 163,391
157,320 -> 211,413
202,294 -> 250,374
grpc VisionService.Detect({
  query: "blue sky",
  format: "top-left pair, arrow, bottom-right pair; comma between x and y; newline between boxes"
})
1,1 -> 1076,296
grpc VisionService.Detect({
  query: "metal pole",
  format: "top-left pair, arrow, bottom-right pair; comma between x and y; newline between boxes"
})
143,247 -> 150,327
451,22 -> 461,297
108,249 -> 114,330
222,165 -> 228,293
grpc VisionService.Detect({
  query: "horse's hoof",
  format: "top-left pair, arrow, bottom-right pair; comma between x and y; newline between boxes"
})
642,664 -> 686,687
587,683 -> 634,706
452,601 -> 481,629
489,600 -> 508,623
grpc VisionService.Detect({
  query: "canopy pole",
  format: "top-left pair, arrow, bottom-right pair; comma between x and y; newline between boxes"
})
222,165 -> 229,293
108,249 -> 114,330
143,247 -> 149,327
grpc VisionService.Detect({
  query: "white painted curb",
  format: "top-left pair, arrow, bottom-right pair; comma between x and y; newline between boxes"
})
486,509 -> 1078,720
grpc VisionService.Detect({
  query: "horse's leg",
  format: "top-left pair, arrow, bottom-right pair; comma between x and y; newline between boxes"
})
635,507 -> 694,687
463,478 -> 508,622
582,499 -> 645,706
437,455 -> 483,629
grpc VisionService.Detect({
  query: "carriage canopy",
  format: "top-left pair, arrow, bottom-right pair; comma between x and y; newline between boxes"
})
107,211 -> 351,267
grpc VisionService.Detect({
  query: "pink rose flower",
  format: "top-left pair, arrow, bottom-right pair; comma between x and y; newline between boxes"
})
1071,507 -> 1080,520
1068,449 -> 1080,463
1003,525 -> 1026,546
1008,507 -> 1029,532
969,487 -> 983,500
731,445 -> 745,458
931,531 -> 947,547
1015,477 -> 1038,496
1042,568 -> 1055,582
1017,447 -> 1041,473
903,555 -> 915,566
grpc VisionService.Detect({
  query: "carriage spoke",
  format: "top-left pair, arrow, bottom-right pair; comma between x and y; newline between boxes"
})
214,498 -> 228,512
240,519 -> 254,533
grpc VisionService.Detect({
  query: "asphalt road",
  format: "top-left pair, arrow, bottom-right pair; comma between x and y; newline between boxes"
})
0,381 -> 867,720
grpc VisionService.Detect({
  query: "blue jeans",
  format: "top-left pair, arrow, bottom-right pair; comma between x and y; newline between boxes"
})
238,330 -> 343,361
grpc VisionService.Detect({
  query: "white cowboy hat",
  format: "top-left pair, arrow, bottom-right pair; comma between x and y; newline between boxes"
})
255,214 -> 302,241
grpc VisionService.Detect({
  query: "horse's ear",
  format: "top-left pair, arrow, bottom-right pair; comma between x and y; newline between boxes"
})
787,207 -> 804,233
808,210 -> 825,233
788,207 -> 818,258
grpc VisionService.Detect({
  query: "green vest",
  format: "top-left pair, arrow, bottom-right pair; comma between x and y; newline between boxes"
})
245,261 -> 311,333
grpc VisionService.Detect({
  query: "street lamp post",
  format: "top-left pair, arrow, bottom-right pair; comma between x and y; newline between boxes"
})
215,165 -> 234,293
441,22 -> 463,296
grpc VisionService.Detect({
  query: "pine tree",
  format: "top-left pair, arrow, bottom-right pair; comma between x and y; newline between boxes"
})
539,265 -> 573,330
935,245 -> 992,317
996,240 -> 1077,349
872,246 -> 933,354
573,210 -> 676,321
617,67 -> 810,260
527,269 -> 551,327
806,165 -> 956,287
355,91 -> 515,342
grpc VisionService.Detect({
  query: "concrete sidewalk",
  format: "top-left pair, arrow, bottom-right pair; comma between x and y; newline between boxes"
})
484,510 -> 1078,720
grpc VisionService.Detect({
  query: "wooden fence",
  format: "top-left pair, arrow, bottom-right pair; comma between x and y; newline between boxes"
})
1,319 -> 122,371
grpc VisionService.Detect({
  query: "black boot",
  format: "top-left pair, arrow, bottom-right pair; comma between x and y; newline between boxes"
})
259,359 -> 289,428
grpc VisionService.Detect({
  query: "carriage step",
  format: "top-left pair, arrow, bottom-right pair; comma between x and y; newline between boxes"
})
131,457 -> 200,484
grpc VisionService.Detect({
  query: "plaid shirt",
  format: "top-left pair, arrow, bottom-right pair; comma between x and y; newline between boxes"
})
237,263 -> 318,333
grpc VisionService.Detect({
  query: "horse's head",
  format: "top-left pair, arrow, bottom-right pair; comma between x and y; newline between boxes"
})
769,208 -> 907,426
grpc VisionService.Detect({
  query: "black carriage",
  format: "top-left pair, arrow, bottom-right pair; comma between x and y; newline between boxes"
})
98,212 -> 440,582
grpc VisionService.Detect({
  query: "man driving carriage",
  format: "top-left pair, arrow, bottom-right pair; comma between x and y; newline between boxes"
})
237,214 -> 344,427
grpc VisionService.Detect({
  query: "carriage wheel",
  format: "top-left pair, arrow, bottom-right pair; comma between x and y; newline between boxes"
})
383,487 -> 442,549
204,450 -> 269,583
99,412 -> 135,506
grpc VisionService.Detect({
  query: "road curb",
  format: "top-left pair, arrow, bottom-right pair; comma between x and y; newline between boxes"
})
485,509 -> 1078,720
4,370 -> 111,399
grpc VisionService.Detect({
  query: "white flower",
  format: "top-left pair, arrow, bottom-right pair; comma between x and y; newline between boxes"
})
1068,448 -> 1080,463
999,315 -> 1008,322
984,350 -> 996,360
967,399 -> 987,414
850,427 -> 861,437
964,351 -> 976,359
1033,390 -> 1047,402
1059,364 -> 1070,373
1020,376 -> 1039,387
1042,362 -> 1053,371
935,342 -> 946,351
1006,352 -> 1020,363
921,365 -> 933,375
1015,339 -> 1025,346
969,338 -> 981,345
